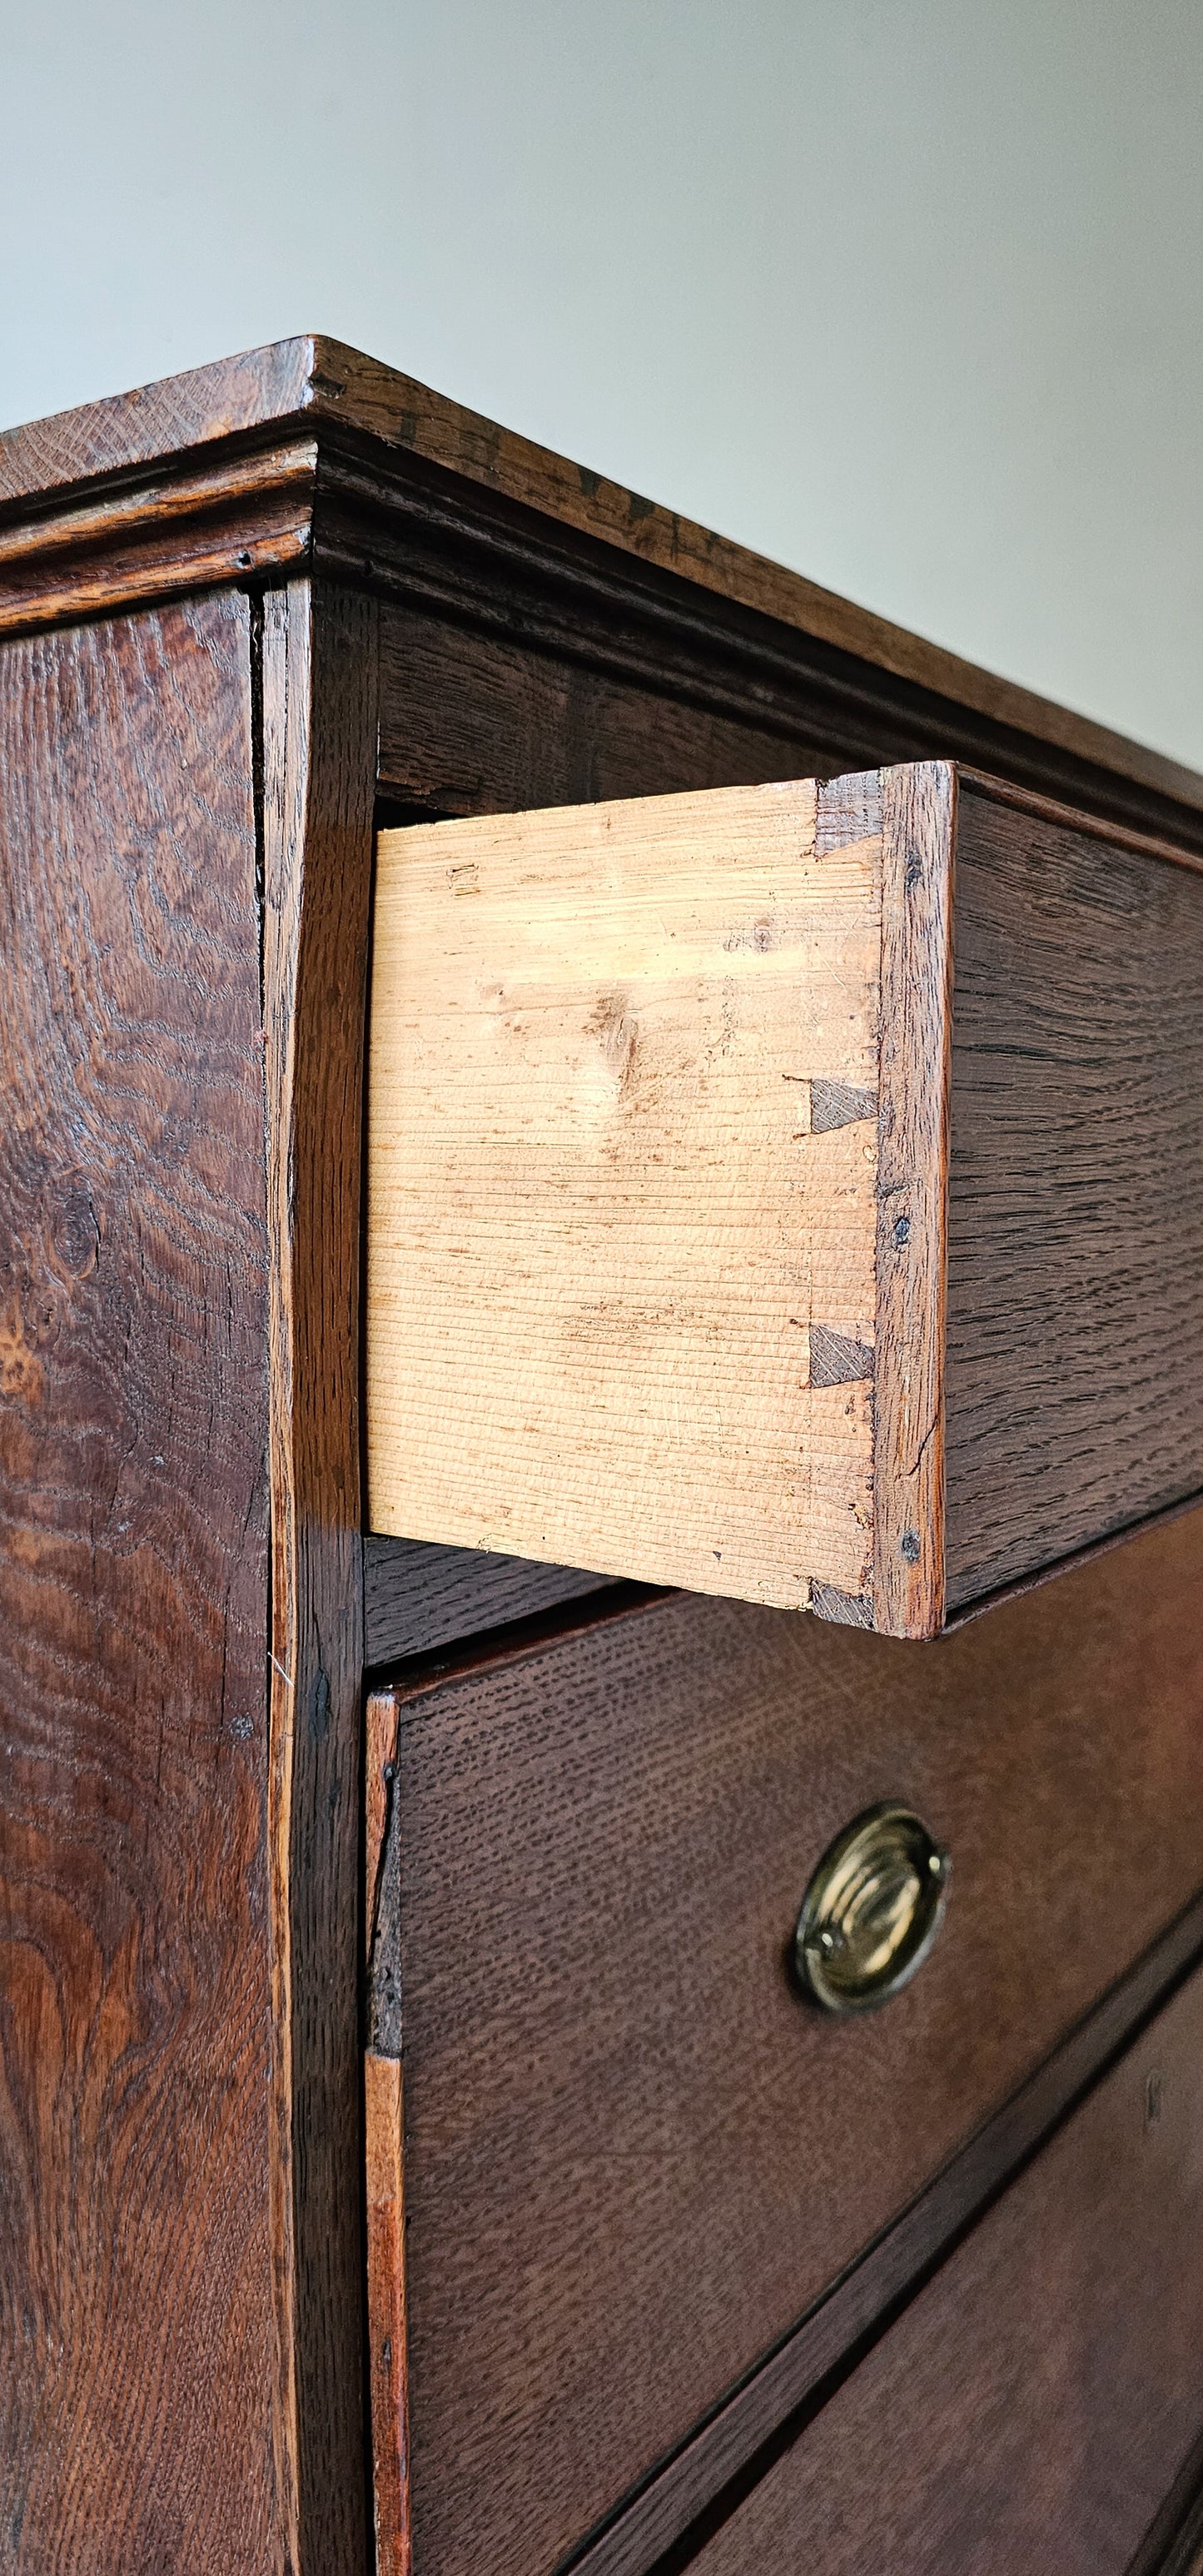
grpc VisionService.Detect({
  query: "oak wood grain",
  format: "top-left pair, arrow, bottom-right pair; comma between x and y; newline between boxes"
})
363,1534 -> 611,1667
1125,2429 -> 1203,2576
374,1505 -> 1203,2576
945,778 -> 1203,1604
365,2051 -> 411,2576
0,597 -> 276,2569
872,764 -> 956,1634
565,1880 -> 1203,2576
0,443 -> 316,639
375,600 -> 847,818
688,1959 -> 1203,2576
0,339 -> 320,508
5,336 -> 1202,828
368,773 -> 883,1611
261,575 -> 378,2576
315,338 -> 1203,819
362,456 -> 1203,857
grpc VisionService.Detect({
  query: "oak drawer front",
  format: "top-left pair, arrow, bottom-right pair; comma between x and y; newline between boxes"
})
368,763 -> 1203,1638
373,1508 -> 1203,2576
690,1956 -> 1203,2576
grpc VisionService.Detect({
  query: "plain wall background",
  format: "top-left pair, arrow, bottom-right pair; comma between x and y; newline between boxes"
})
2,0 -> 1201,763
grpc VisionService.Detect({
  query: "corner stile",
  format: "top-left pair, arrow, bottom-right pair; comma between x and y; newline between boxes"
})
260,574 -> 380,2576
873,763 -> 958,1638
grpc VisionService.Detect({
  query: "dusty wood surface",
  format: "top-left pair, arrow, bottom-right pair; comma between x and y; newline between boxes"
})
368,773 -> 885,1613
261,576 -> 377,2576
3,334 -> 1202,828
944,778 -> 1203,1604
0,598 -> 277,2565
690,1957 -> 1203,2576
377,1507 -> 1203,2576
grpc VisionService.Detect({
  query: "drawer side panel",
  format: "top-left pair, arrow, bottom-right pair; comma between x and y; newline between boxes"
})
368,773 -> 882,1610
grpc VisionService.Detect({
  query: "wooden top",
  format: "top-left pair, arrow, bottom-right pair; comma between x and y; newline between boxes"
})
3,332 -> 1202,819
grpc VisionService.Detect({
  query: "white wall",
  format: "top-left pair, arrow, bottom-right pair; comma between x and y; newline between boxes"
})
3,1 -> 1201,764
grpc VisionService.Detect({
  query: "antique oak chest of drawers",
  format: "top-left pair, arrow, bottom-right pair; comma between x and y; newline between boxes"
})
2,339 -> 1203,2576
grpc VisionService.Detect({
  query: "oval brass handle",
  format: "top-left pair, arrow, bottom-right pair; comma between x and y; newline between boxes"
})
794,1802 -> 949,2013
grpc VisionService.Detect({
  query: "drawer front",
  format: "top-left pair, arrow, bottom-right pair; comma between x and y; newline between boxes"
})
374,1508 -> 1203,2576
690,1956 -> 1203,2576
367,763 -> 1203,1637
945,783 -> 1203,1606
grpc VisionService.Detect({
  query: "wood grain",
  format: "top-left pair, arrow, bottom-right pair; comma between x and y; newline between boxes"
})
368,773 -> 883,1612
873,763 -> 957,1634
377,1506 -> 1203,2576
0,444 -> 316,639
365,2051 -> 411,2576
261,576 -> 378,2576
364,1688 -> 410,2574
363,463 -> 1203,858
945,778 -> 1203,1604
315,337 -> 1203,820
0,338 -> 320,507
364,1534 -> 611,1667
375,600 -> 846,819
567,1878 -> 1203,2576
688,1959 -> 1203,2576
370,755 -> 1203,1630
6,334 -> 1202,827
0,598 -> 276,2567
1125,2429 -> 1203,2576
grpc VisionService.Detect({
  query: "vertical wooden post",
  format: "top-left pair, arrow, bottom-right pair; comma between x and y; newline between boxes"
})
0,565 -> 380,2572
0,595 -> 279,2566
261,576 -> 380,2575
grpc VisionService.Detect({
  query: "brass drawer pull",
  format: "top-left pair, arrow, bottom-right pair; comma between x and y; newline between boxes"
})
795,1803 -> 949,2012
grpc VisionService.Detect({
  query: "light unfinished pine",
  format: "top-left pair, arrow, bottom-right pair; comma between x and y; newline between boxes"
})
368,768 -> 951,1629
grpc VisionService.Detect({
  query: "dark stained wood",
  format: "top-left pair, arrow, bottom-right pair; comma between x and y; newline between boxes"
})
5,336 -> 1203,834
361,467 -> 1203,856
563,1883 -> 1203,2576
873,763 -> 956,1634
688,1960 -> 1203,2576
7,336 -> 1203,2574
0,338 -> 320,507
0,598 -> 276,2565
364,1534 -> 612,1668
373,1507 -> 1203,2576
945,778 -> 1203,1604
375,602 -> 846,816
1125,2429 -> 1203,2576
0,443 -> 316,637
261,575 -> 378,2576
958,763 -> 1203,878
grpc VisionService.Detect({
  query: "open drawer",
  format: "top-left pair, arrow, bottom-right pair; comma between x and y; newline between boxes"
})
366,763 -> 1203,1638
